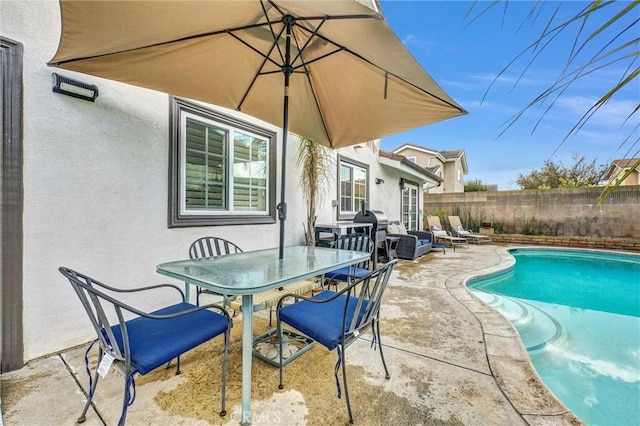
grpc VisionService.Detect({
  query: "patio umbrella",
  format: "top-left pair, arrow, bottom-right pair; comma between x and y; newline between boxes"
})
48,0 -> 466,258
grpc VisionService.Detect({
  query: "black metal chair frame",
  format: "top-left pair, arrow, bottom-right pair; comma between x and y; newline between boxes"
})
59,267 -> 231,426
276,260 -> 397,424
325,233 -> 375,289
189,236 -> 243,305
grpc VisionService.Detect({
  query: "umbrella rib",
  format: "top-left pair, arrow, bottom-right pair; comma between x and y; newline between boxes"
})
290,17 -> 328,67
261,0 -> 286,64
230,26 -> 287,111
50,19 -> 289,66
291,22 -> 467,113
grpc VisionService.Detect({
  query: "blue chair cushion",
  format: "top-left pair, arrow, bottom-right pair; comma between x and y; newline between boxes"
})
418,239 -> 429,246
324,266 -> 370,282
107,302 -> 229,375
279,291 -> 370,350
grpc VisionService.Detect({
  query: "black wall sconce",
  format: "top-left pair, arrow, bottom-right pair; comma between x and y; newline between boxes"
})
399,178 -> 406,190
52,72 -> 99,102
375,178 -> 385,184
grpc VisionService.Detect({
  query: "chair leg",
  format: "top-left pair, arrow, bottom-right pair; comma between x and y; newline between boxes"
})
118,372 -> 135,426
374,319 -> 390,379
277,319 -> 285,390
78,344 -> 101,423
340,345 -> 355,424
78,365 -> 100,423
220,327 -> 230,417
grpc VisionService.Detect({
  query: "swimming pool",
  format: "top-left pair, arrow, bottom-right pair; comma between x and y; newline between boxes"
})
468,248 -> 640,426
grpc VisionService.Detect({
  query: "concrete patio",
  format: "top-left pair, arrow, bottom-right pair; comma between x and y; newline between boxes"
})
0,245 -> 582,425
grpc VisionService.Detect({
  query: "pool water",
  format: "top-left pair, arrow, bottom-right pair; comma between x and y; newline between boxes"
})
469,249 -> 640,426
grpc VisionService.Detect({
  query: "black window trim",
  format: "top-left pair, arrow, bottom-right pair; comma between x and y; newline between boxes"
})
168,97 -> 277,227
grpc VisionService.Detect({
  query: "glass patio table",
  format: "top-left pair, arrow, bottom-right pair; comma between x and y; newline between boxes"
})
156,245 -> 370,425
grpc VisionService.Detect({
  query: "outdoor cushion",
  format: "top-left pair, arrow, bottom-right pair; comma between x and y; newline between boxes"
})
324,266 -> 370,282
279,290 -> 370,350
432,229 -> 448,237
387,224 -> 399,234
452,225 -> 471,236
396,223 -> 408,234
107,302 -> 229,375
431,224 -> 442,231
418,239 -> 430,246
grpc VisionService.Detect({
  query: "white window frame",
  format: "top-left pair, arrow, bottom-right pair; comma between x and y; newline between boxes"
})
169,97 -> 277,227
401,181 -> 419,231
337,156 -> 369,220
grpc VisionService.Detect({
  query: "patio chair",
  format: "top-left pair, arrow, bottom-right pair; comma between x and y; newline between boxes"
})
189,237 -> 243,305
447,216 -> 493,244
323,233 -> 374,289
275,259 -> 397,424
426,215 -> 469,249
59,267 -> 231,426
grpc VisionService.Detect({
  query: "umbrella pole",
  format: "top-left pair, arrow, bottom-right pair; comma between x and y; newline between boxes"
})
278,15 -> 295,259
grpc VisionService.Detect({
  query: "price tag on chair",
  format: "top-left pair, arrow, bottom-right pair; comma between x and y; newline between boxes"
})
97,352 -> 114,378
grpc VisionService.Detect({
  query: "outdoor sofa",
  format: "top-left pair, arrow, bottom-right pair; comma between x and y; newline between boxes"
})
386,222 -> 432,260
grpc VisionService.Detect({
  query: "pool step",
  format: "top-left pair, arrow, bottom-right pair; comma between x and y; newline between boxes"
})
472,290 -> 566,353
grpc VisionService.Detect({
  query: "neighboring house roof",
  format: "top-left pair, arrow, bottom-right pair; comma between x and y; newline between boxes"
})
392,143 -> 468,174
378,150 -> 443,184
605,158 -> 640,179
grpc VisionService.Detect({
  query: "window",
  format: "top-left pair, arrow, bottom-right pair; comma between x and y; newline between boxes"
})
169,98 -> 276,227
407,156 -> 417,163
401,181 -> 419,230
338,156 -> 368,219
456,169 -> 462,182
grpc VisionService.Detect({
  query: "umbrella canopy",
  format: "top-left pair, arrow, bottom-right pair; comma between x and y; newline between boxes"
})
48,0 -> 466,256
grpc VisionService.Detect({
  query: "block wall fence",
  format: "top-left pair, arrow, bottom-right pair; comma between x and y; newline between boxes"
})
423,185 -> 640,251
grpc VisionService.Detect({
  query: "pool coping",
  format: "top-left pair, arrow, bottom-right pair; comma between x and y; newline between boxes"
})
453,245 -> 585,424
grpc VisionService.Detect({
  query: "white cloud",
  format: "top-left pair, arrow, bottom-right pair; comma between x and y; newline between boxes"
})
555,96 -> 638,127
470,72 -> 544,87
401,33 -> 414,45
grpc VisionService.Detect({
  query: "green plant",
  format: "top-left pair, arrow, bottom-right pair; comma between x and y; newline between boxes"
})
491,219 -> 506,234
521,218 -> 559,236
297,137 -> 333,246
464,178 -> 488,192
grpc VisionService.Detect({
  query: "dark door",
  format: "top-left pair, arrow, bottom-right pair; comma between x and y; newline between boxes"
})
1,36 -> 24,372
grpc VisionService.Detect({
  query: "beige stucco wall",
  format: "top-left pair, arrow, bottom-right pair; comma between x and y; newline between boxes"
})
315,143 -> 425,227
3,0 -> 422,361
622,171 -> 639,185
423,186 -> 640,239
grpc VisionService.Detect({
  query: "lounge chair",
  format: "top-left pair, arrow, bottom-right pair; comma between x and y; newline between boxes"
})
447,216 -> 492,244
426,216 -> 468,249
385,222 -> 432,260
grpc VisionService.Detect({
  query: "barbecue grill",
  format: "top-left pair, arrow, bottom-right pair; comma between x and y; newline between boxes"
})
353,203 -> 389,267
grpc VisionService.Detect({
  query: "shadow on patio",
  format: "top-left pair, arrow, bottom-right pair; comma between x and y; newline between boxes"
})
1,245 -> 581,425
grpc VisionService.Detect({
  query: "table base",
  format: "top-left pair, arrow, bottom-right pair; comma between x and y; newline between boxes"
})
253,329 -> 315,367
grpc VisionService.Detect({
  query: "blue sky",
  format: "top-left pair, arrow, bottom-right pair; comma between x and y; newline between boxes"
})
378,1 -> 639,189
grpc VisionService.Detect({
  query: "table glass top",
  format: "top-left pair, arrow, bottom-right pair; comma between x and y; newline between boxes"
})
156,245 -> 369,295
